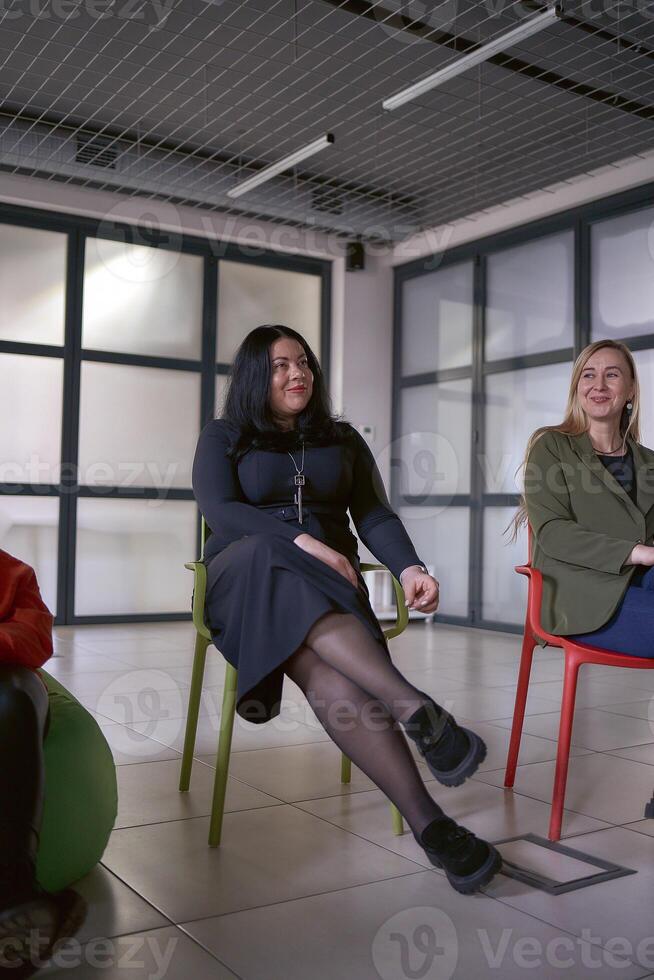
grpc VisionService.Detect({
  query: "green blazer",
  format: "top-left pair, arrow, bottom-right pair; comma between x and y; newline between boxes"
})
524,429 -> 654,640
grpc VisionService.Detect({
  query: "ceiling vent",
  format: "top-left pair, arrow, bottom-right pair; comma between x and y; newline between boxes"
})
75,134 -> 118,169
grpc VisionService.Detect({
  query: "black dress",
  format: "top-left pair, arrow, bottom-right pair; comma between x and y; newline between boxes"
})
191,419 -> 425,724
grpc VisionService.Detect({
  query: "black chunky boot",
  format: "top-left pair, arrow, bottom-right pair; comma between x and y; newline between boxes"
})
402,696 -> 486,787
416,816 -> 502,894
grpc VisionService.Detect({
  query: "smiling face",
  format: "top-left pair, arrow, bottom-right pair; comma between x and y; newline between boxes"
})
268,336 -> 314,429
576,347 -> 634,426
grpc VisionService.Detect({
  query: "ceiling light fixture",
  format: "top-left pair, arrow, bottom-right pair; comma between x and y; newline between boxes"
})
382,4 -> 564,111
227,133 -> 335,198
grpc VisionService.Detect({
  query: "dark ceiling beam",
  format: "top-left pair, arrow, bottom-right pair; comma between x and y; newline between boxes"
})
525,0 -> 654,62
319,0 -> 654,121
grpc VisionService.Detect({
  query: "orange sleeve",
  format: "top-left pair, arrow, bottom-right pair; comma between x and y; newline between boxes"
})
0,561 -> 53,669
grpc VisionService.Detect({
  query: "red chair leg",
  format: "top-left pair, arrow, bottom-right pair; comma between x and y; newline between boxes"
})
549,652 -> 581,841
504,630 -> 536,788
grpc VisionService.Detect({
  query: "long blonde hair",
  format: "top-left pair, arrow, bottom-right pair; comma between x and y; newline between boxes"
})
506,339 -> 641,543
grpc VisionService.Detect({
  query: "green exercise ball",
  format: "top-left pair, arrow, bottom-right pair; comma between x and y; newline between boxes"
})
35,670 -> 118,892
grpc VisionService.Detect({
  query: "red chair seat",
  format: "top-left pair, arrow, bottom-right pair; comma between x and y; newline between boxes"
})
504,529 -> 654,840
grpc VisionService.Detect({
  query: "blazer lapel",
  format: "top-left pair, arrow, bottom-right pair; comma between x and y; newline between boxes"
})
631,439 -> 654,516
569,431 -> 646,523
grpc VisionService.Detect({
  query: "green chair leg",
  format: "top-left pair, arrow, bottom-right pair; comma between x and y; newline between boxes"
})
179,633 -> 209,792
342,752 -> 403,834
340,753 -> 352,784
208,663 -> 238,847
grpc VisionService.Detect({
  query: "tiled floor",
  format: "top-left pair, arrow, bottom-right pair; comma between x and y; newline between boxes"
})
44,620 -> 654,979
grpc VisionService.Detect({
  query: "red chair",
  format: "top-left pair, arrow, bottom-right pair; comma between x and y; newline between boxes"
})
504,526 -> 654,841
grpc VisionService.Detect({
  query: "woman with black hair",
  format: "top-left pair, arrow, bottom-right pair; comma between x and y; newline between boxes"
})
192,325 -> 501,894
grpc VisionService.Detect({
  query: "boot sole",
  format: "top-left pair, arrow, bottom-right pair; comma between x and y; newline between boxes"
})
428,844 -> 503,895
0,889 -> 87,971
0,897 -> 58,969
425,728 -> 487,788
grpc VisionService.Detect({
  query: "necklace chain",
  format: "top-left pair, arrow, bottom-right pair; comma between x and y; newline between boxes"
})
287,440 -> 305,473
287,439 -> 305,524
591,438 -> 625,456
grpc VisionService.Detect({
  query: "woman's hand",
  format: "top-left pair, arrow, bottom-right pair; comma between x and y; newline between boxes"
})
400,565 -> 440,613
294,533 -> 359,588
627,544 -> 654,567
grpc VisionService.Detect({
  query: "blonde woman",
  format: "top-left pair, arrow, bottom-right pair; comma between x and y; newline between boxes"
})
511,339 -> 654,654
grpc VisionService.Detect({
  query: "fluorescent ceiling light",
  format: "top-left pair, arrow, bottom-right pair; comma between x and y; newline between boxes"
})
227,133 -> 335,198
382,4 -> 563,111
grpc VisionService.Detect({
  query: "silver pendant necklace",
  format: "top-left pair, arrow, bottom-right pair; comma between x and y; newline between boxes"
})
287,436 -> 305,524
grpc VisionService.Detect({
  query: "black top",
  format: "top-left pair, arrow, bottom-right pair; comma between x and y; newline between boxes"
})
192,418 -> 425,584
596,445 -> 637,505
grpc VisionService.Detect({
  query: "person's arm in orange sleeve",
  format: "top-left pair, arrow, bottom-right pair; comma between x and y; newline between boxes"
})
0,552 -> 53,669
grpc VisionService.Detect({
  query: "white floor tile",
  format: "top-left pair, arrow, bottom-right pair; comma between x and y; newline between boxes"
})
477,753 -> 654,825
98,722 -> 183,766
68,865 -> 168,943
46,925 -> 237,978
114,758 -> 281,828
182,871 -> 647,980
295,777 -> 610,863
500,679 -> 654,710
430,687 -> 561,723
490,708 -> 654,752
597,700 -> 654,721
102,806 -> 422,922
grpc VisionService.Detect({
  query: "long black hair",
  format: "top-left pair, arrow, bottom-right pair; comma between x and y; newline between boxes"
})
220,324 -> 355,462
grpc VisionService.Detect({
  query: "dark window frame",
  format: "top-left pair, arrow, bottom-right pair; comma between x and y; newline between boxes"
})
0,202 -> 331,624
393,180 -> 654,633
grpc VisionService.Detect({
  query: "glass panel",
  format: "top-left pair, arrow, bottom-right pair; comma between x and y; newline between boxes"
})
401,261 -> 473,374
592,206 -> 654,340
82,237 -> 204,359
215,371 -> 229,418
398,506 -> 469,618
0,496 -> 59,614
0,354 -> 63,486
78,362 -> 200,489
398,380 -> 472,496
483,363 -> 571,493
216,261 -> 321,363
74,498 -> 197,616
632,348 -> 654,449
482,507 -> 528,625
485,232 -> 574,361
0,223 -> 67,346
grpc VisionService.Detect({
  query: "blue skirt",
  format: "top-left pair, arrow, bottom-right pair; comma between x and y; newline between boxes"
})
568,564 -> 654,658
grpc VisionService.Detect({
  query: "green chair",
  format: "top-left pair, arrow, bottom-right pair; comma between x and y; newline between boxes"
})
179,518 -> 410,846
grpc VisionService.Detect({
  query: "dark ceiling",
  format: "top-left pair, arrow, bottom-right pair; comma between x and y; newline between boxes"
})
0,0 -> 652,242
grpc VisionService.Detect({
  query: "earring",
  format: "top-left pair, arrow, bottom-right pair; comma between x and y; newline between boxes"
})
626,401 -> 633,416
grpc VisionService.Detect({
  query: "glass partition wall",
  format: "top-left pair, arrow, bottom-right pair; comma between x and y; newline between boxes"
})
0,206 -> 330,623
394,184 -> 654,632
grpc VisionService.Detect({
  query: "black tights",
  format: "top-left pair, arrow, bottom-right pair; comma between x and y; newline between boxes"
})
0,665 -> 50,906
284,612 -> 445,838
